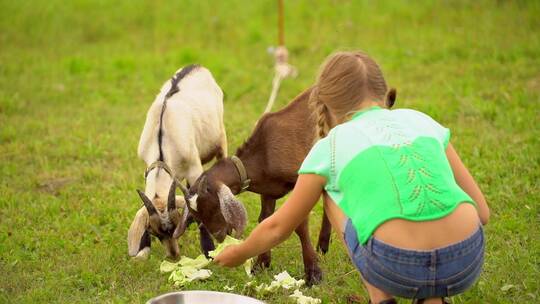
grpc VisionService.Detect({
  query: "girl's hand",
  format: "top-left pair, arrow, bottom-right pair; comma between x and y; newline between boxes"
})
214,244 -> 247,267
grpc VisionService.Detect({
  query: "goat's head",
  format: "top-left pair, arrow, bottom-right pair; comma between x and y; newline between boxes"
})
127,181 -> 189,259
180,173 -> 247,243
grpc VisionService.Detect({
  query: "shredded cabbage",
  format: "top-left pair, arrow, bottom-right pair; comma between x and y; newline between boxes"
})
254,271 -> 305,295
208,235 -> 253,276
289,289 -> 322,304
159,236 -> 253,287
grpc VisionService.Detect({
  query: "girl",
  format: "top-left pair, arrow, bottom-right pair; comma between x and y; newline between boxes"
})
215,51 -> 489,304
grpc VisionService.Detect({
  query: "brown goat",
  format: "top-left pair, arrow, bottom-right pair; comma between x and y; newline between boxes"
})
180,88 -> 327,285
182,87 -> 396,285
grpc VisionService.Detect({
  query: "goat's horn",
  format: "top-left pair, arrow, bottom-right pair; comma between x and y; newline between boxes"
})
173,206 -> 190,239
167,181 -> 176,212
198,175 -> 208,195
177,181 -> 189,198
137,189 -> 157,215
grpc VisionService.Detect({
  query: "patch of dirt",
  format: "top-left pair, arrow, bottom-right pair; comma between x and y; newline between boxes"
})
37,177 -> 75,195
527,74 -> 540,92
347,294 -> 368,303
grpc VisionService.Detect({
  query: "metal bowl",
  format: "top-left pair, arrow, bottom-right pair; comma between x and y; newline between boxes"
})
146,291 -> 266,304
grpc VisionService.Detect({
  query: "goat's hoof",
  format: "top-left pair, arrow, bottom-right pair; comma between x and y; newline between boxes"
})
253,254 -> 271,272
305,265 -> 323,286
132,247 -> 151,261
201,242 -> 216,258
346,294 -> 367,303
316,239 -> 330,254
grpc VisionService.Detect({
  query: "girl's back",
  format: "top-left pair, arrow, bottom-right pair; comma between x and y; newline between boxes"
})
300,106 -> 479,249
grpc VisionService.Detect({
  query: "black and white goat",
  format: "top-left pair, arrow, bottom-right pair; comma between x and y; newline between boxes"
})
127,65 -> 226,259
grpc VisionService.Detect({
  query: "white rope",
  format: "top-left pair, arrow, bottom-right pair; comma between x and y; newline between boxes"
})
264,73 -> 283,114
264,46 -> 297,114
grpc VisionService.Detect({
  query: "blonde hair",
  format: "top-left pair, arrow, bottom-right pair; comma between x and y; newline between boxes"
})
310,51 -> 396,139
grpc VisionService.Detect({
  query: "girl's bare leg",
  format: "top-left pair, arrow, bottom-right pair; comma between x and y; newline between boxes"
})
322,193 -> 394,303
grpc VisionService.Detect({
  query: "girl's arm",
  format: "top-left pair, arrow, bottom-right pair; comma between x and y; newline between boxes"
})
446,143 -> 490,225
214,174 -> 326,267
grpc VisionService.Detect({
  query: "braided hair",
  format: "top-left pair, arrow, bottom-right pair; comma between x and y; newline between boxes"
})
310,51 -> 396,140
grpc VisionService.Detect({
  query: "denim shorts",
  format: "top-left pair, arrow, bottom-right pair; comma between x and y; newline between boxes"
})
344,220 -> 485,299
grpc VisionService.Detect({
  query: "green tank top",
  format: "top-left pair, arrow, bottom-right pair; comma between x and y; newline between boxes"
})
299,106 -> 475,244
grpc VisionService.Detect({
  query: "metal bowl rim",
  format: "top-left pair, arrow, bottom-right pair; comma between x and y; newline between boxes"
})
147,290 -> 265,304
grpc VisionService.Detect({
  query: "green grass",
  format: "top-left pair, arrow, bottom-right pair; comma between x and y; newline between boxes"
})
1,0 -> 539,303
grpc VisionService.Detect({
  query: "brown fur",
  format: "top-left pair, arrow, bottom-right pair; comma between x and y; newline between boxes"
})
152,197 -> 167,213
238,88 -> 317,194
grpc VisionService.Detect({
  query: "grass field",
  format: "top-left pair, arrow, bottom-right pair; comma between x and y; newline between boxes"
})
1,0 -> 539,303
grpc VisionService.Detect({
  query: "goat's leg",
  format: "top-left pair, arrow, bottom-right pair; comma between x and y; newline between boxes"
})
134,230 -> 151,259
296,218 -> 323,285
317,208 -> 332,254
253,195 -> 276,270
198,223 -> 215,257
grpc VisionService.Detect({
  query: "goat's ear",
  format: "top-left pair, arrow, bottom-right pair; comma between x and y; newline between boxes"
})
127,207 -> 150,257
173,206 -> 190,239
217,184 -> 247,238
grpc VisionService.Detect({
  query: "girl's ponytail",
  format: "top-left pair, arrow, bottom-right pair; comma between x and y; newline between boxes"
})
310,86 -> 331,140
